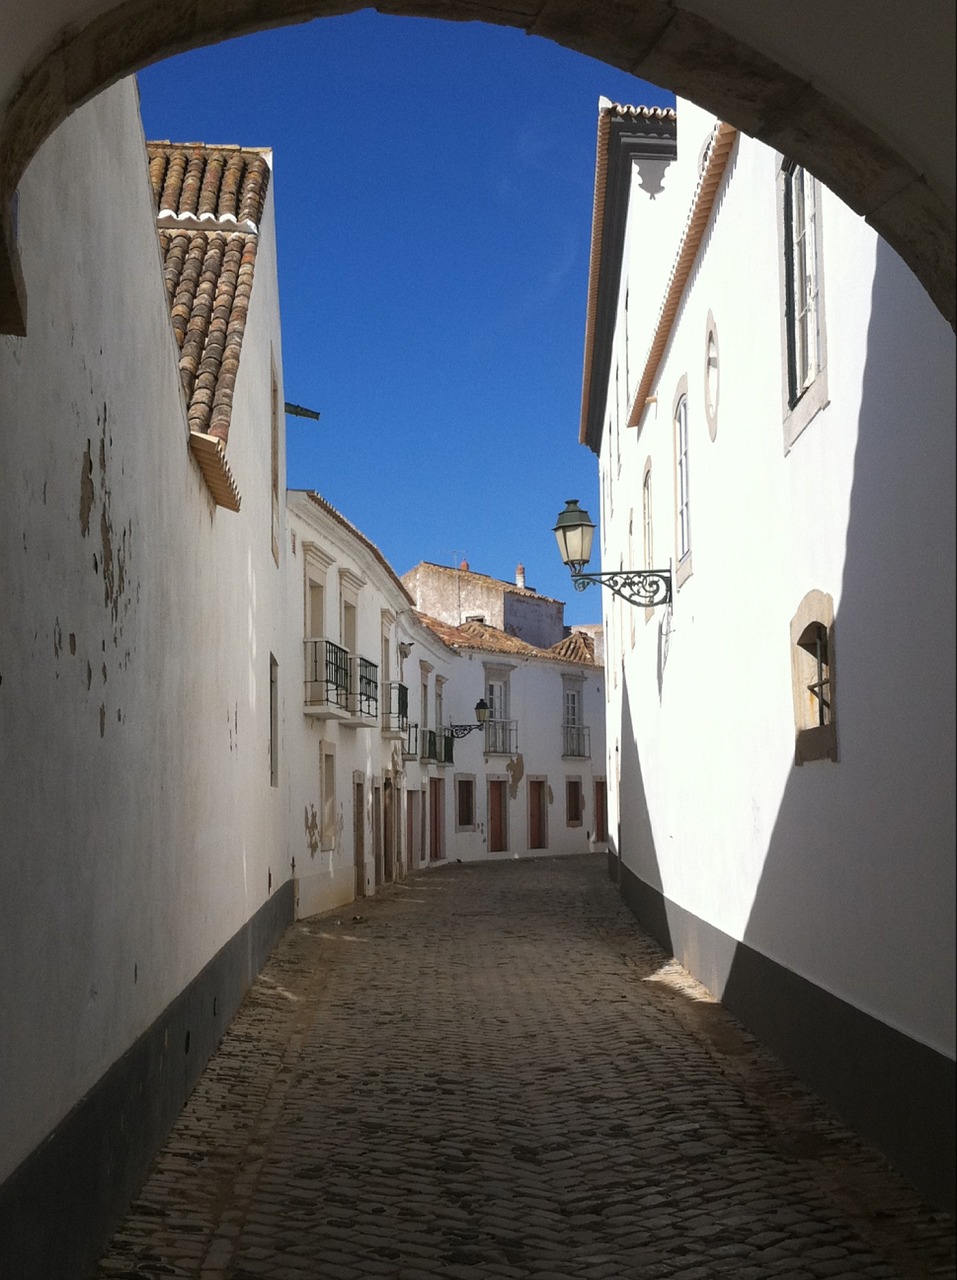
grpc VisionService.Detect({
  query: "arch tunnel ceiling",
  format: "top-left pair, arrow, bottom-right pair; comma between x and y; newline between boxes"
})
0,0 -> 954,335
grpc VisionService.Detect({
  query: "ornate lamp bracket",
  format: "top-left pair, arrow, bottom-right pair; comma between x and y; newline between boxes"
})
570,568 -> 672,608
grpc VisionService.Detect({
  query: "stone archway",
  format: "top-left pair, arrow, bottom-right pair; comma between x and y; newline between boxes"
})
0,0 -> 953,336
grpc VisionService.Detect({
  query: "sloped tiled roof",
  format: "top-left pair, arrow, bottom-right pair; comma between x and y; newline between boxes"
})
415,613 -> 601,668
146,142 -> 272,511
549,631 -> 596,664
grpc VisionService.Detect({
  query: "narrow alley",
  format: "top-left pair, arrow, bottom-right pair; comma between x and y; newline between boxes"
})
93,855 -> 955,1280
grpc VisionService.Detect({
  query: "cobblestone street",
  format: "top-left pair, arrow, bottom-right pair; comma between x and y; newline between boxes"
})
93,855 -> 955,1280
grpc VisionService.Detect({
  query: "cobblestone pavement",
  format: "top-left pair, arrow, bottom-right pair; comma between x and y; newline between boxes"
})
93,855 -> 955,1280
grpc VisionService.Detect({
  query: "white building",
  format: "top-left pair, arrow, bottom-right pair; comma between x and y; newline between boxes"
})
580,97 -> 956,1208
0,81 -> 292,1277
283,520 -> 609,905
403,561 -> 608,859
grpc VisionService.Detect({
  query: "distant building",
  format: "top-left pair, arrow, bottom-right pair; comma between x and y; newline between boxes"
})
402,560 -> 565,649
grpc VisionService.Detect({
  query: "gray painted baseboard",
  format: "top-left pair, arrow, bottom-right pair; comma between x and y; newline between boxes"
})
0,880 -> 295,1280
613,857 -> 956,1214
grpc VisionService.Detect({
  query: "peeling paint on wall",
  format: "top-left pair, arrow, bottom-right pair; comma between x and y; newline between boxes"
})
506,753 -> 525,799
79,441 -> 94,536
305,805 -> 319,857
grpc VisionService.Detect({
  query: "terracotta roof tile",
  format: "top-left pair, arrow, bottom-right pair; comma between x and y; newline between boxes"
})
414,613 -> 600,668
147,142 -> 271,507
549,631 -> 596,663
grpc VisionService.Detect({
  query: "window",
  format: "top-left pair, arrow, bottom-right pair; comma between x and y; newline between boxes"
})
269,654 -> 279,787
435,677 -> 445,729
321,749 -> 336,848
485,666 -> 516,755
790,590 -> 837,764
704,312 -> 719,440
566,778 -> 584,827
642,462 -> 653,570
674,382 -> 692,586
455,775 -> 476,830
780,160 -> 828,448
270,354 -> 280,566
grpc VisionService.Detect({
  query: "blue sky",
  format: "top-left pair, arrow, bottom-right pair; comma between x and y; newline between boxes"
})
137,13 -> 673,626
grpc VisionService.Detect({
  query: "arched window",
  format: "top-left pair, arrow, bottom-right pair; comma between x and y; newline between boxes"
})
673,380 -> 692,587
790,590 -> 838,764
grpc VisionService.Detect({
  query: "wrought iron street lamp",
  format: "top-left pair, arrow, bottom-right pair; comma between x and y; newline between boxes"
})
553,499 -> 672,608
448,699 -> 491,738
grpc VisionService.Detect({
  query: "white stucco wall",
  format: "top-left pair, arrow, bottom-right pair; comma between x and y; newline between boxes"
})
601,104 -> 956,1058
0,79 -> 288,1182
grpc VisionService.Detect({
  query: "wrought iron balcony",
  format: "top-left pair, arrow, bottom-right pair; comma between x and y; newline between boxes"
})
351,656 -> 379,720
382,681 -> 409,736
562,723 -> 591,758
303,637 -> 350,716
484,718 -> 518,755
419,727 -> 455,765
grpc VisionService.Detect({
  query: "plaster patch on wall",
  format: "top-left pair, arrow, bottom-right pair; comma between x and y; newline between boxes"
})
305,805 -> 319,857
506,753 -> 525,799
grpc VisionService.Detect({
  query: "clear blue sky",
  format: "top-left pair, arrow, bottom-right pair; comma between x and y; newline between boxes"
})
137,13 -> 674,626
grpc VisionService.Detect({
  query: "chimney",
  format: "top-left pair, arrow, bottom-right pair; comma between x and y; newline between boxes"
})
515,564 -> 526,588
459,559 -> 469,572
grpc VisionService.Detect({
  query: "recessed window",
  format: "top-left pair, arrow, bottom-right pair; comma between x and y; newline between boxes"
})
673,379 -> 692,587
780,159 -> 829,449
269,654 -> 279,787
704,313 -> 719,440
790,590 -> 838,765
456,776 -> 476,830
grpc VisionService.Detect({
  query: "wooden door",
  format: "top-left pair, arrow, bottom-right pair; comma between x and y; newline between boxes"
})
383,779 -> 394,882
429,778 -> 444,862
594,780 -> 608,843
373,785 -> 382,886
353,780 -> 365,898
529,779 -> 547,850
489,780 -> 507,853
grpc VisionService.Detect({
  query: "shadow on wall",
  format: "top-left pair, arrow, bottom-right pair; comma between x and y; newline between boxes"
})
615,240 -> 956,1211
722,237 -> 956,1210
615,672 -> 672,959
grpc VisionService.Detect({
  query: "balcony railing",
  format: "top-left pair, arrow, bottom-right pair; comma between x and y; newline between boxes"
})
562,723 -> 591,758
485,718 -> 518,755
420,727 -> 454,764
403,722 -> 418,759
352,656 -> 379,719
382,682 -> 409,736
304,637 -> 350,713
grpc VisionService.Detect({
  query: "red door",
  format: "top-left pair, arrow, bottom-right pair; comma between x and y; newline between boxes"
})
529,780 -> 547,849
489,780 -> 507,853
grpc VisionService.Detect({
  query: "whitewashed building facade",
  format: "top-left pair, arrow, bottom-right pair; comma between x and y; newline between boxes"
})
580,97 -> 956,1208
0,81 -> 293,1276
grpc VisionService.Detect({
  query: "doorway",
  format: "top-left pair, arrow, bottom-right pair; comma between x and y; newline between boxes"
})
383,778 -> 394,882
528,778 -> 547,850
488,779 -> 508,853
353,778 -> 365,898
429,778 -> 444,862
